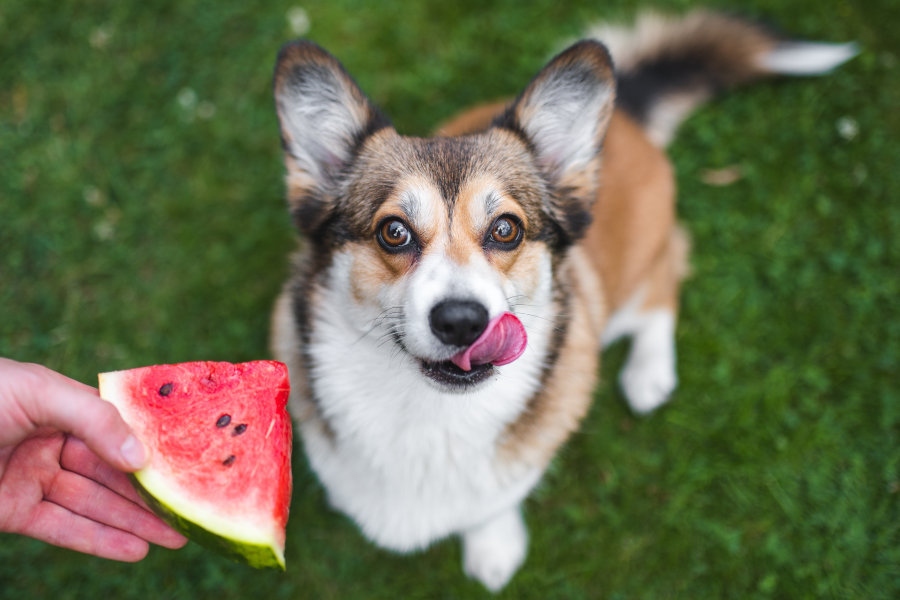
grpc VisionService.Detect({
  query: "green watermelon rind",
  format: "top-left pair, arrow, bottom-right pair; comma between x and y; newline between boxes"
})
130,471 -> 286,570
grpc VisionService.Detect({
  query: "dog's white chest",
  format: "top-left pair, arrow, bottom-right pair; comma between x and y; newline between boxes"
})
298,310 -> 547,551
301,416 -> 540,552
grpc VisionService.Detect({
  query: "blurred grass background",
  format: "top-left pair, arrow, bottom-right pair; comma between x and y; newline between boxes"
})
1,0 -> 898,598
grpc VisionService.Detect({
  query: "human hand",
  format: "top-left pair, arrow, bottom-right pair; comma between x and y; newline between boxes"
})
0,358 -> 187,561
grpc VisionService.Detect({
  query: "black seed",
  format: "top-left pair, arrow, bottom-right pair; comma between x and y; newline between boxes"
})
158,383 -> 173,397
232,424 -> 247,436
216,414 -> 231,428
222,455 -> 236,466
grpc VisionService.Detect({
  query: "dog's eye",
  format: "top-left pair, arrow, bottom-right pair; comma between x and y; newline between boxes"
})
377,218 -> 414,251
487,215 -> 523,249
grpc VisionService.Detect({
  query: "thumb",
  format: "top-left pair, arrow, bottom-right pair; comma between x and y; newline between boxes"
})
18,362 -> 148,472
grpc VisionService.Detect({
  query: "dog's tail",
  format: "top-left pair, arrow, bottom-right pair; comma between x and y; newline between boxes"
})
586,11 -> 858,147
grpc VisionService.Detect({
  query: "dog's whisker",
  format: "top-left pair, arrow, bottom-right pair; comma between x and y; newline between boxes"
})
514,312 -> 568,333
351,306 -> 407,346
514,311 -> 556,322
375,336 -> 395,351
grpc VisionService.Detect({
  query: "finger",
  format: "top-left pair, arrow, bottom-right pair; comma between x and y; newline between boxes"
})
46,469 -> 188,549
59,438 -> 183,540
49,465 -> 189,550
22,364 -> 148,472
59,437 -> 184,534
60,436 -> 145,505
26,362 -> 99,396
24,500 -> 151,562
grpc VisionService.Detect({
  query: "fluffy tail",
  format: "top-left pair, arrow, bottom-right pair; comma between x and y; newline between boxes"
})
585,11 -> 858,147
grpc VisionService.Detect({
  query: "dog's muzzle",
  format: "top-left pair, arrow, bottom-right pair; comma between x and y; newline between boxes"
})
419,300 -> 528,389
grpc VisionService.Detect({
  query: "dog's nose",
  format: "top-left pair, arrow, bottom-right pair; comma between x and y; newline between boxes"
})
429,300 -> 489,347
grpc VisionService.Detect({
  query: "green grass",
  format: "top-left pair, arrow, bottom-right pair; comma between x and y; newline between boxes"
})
1,0 -> 898,598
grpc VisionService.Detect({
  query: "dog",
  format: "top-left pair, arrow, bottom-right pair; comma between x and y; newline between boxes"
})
268,11 -> 855,591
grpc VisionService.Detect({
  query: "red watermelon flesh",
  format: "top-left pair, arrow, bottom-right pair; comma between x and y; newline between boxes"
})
99,361 -> 292,569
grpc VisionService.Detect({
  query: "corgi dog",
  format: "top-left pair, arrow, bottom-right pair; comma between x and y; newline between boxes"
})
269,11 -> 855,591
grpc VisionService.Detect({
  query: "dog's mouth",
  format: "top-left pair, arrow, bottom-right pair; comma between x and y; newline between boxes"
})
419,359 -> 495,389
416,312 -> 528,391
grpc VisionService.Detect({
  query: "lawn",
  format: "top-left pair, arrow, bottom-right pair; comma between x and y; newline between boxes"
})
1,0 -> 898,598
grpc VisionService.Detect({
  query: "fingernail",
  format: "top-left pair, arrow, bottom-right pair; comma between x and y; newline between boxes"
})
121,434 -> 148,469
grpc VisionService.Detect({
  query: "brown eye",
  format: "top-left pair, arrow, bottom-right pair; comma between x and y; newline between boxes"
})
487,215 -> 523,248
377,218 -> 414,252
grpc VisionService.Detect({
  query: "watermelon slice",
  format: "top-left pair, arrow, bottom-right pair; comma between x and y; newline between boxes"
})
98,360 -> 292,570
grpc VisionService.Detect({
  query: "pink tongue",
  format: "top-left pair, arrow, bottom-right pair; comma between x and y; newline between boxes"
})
450,312 -> 527,372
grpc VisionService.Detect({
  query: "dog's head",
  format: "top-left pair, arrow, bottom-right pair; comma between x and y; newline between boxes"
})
273,41 -> 614,392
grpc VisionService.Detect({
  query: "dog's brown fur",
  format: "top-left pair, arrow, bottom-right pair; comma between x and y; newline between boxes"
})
435,103 -> 687,465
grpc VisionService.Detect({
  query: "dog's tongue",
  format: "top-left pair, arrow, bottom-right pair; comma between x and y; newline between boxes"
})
450,312 -> 527,372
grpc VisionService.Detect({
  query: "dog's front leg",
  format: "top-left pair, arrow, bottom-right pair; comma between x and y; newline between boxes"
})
462,504 -> 528,592
602,227 -> 690,414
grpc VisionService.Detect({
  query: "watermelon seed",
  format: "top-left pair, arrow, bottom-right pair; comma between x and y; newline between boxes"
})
222,455 -> 236,466
216,414 -> 231,428
158,383 -> 173,396
233,424 -> 247,436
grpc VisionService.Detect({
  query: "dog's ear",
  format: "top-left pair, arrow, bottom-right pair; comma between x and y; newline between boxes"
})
273,41 -> 391,234
496,41 -> 615,242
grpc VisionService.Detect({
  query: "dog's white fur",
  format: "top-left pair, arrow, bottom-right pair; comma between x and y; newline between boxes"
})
279,189 -> 560,545
274,243 -> 554,589
273,245 -> 670,588
602,286 -> 678,414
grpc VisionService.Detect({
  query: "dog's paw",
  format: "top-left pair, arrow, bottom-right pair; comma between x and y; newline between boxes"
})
462,508 -> 527,593
620,352 -> 677,414
619,311 -> 677,414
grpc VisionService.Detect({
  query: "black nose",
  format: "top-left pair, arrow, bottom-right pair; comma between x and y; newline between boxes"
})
429,300 -> 489,347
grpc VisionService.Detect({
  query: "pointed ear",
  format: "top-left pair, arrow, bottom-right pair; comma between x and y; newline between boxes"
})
496,40 -> 616,241
273,41 -> 391,233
